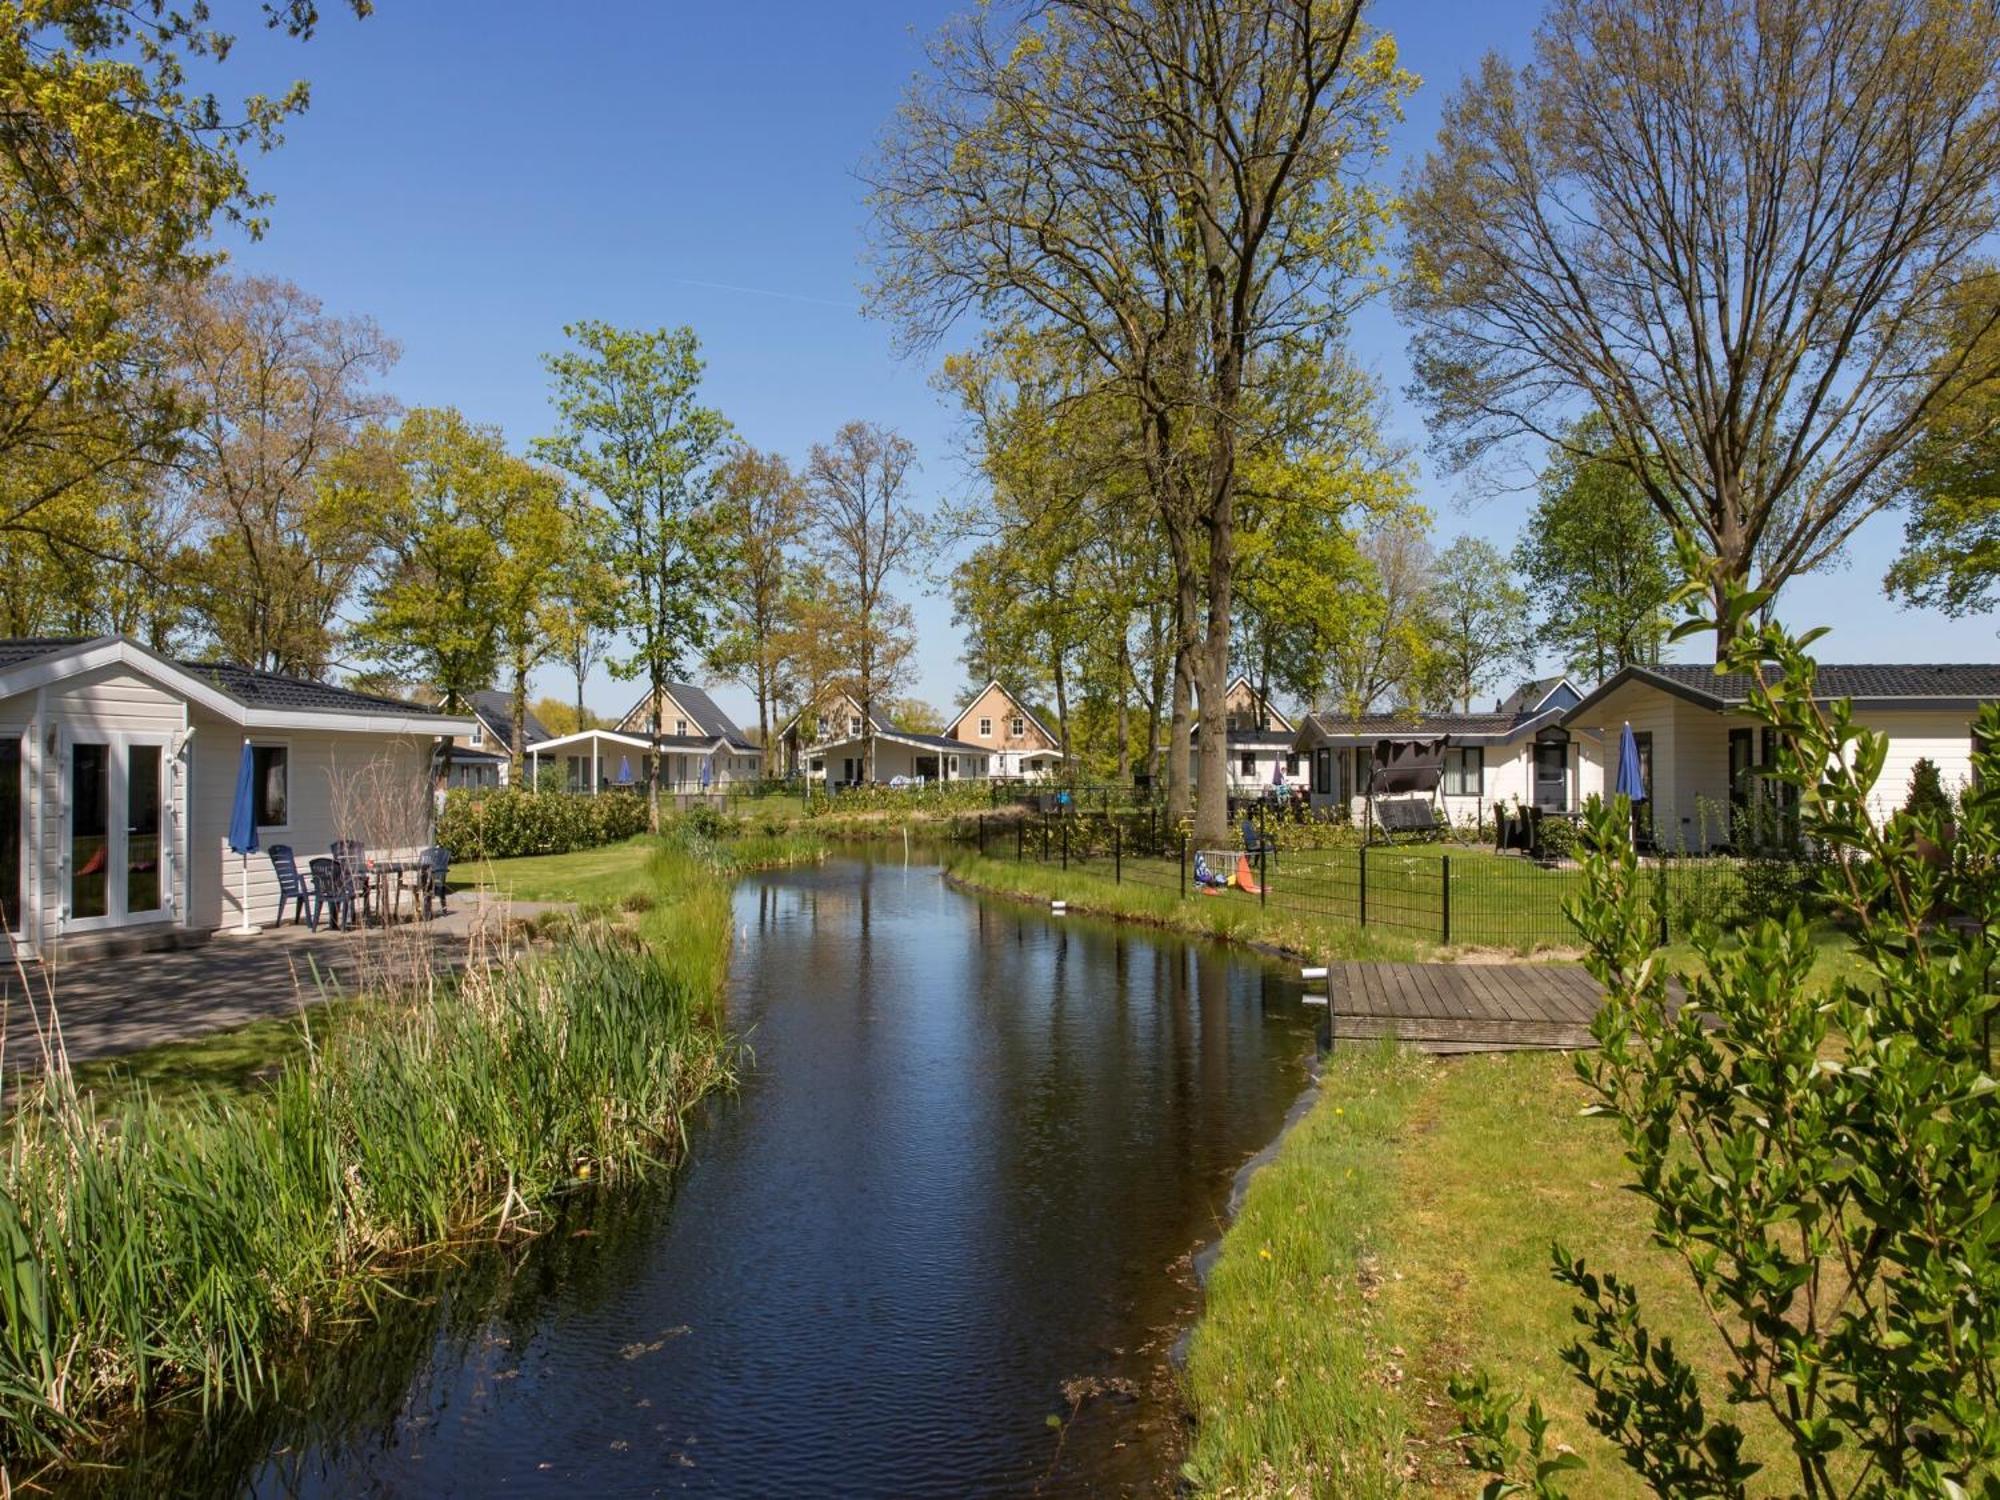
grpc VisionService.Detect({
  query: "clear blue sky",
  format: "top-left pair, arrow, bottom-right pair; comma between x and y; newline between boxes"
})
216,0 -> 1996,726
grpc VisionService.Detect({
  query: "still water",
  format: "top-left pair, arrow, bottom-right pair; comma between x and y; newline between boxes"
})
79,851 -> 1320,1497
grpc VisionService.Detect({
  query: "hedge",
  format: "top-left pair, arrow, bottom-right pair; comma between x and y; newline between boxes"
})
435,787 -> 650,861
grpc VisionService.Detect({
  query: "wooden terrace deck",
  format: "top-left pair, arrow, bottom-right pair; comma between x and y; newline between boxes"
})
1321,960 -> 1661,1053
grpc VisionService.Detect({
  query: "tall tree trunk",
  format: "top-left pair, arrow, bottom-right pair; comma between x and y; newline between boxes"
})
1115,633 -> 1132,782
1052,644 -> 1071,778
510,646 -> 529,784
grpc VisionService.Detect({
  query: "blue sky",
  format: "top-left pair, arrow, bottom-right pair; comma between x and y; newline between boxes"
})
215,1 -> 1996,726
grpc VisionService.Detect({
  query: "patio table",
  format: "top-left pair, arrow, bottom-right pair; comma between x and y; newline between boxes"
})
363,854 -> 428,923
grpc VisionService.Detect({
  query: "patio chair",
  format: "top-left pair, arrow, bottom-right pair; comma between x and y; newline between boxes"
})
306,856 -> 356,931
331,839 -> 374,923
267,845 -> 309,927
420,845 -> 451,920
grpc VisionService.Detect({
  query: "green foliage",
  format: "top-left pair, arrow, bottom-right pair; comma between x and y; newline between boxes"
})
806,778 -> 995,817
1534,816 -> 1578,861
1457,587 -> 2000,1495
1429,534 -> 1532,713
536,322 -> 731,759
0,925 -> 734,1462
1515,415 -> 1674,679
1905,755 -> 1955,824
434,787 -> 647,861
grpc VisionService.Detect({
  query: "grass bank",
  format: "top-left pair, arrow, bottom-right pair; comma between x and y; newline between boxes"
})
1,826 -> 821,1469
944,851 -> 1443,963
1182,1045 -> 1794,1497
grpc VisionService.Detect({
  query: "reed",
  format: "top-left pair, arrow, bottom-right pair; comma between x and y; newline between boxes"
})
0,927 -> 734,1465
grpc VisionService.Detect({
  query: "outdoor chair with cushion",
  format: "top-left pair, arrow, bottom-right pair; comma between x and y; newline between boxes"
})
306,856 -> 356,931
1240,815 -> 1277,866
267,845 -> 309,927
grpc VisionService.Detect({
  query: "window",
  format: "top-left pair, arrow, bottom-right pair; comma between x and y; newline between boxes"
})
470,721 -> 484,747
675,718 -> 688,736
1010,716 -> 1025,737
978,717 -> 992,738
849,715 -> 862,737
70,743 -> 108,920
253,745 -> 289,828
1285,753 -> 1301,778
816,713 -> 828,736
1443,746 -> 1484,798
127,745 -> 161,914
947,755 -> 959,776
1240,752 -> 1257,776
1312,747 -> 1332,795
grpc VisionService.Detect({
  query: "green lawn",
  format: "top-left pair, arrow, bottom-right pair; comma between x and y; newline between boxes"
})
1184,1046 -> 1798,1497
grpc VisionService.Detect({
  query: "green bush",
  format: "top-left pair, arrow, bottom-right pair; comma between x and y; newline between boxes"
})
806,778 -> 997,817
1534,816 -> 1578,860
1904,754 -> 1954,823
434,787 -> 648,860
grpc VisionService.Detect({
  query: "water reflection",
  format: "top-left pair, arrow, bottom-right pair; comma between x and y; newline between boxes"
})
68,853 -> 1317,1498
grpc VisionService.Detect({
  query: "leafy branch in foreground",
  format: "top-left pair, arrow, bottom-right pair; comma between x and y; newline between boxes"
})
1454,582 -> 2000,1497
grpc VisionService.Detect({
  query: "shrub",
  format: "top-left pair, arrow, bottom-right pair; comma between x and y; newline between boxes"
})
1455,594 -> 2000,1497
1904,754 -> 1954,823
434,787 -> 648,860
1534,815 -> 1577,860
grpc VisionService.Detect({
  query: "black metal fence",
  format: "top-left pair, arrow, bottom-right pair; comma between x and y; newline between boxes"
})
971,807 -> 1821,950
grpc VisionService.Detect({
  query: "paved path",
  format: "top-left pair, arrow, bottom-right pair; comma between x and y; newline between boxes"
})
0,894 -> 566,1070
1322,960 -> 1676,1053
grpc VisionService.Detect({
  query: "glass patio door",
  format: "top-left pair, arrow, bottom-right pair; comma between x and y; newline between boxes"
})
67,738 -> 168,927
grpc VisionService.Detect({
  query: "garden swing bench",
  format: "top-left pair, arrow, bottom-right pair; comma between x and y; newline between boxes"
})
1363,735 -> 1461,846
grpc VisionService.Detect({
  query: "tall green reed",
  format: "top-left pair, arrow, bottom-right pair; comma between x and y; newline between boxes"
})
0,928 -> 733,1465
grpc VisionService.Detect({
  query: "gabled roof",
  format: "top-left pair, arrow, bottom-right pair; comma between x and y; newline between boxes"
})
943,679 -> 1060,745
1225,674 -> 1296,732
1564,662 -> 2000,723
1294,701 -> 1574,749
617,682 -> 758,749
775,690 -> 898,744
0,636 -> 474,736
468,689 -> 550,752
1491,675 -> 1580,718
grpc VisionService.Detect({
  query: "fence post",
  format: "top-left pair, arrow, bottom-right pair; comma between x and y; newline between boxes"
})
978,813 -> 986,856
1180,833 -> 1188,900
1017,818 -> 1024,862
1359,844 -> 1369,927
1062,818 -> 1069,871
1258,842 -> 1267,908
1441,854 -> 1451,945
1042,811 -> 1050,862
1115,823 -> 1122,884
1656,855 -> 1670,947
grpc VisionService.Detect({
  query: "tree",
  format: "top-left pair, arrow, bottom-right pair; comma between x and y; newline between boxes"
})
493,472 -> 578,772
172,274 -> 398,675
543,504 -> 623,735
1885,277 -> 2000,620
804,421 -> 925,783
537,323 -> 731,830
1324,523 -> 1438,717
529,696 -> 596,738
0,1 -> 370,546
888,697 -> 942,734
1426,536 -> 1530,713
342,408 -> 521,711
869,0 -> 1411,843
1516,419 -> 1674,680
705,444 -> 807,751
1400,0 -> 2000,650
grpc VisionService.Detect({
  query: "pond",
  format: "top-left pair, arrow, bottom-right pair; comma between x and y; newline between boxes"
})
73,848 -> 1322,1497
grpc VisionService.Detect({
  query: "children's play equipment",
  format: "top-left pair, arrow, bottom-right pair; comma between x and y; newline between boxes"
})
1192,847 -> 1263,896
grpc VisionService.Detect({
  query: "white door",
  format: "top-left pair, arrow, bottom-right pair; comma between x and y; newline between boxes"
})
65,734 -> 171,930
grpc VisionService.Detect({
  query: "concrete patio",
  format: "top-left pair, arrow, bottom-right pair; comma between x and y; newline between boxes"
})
1,893 -> 567,1070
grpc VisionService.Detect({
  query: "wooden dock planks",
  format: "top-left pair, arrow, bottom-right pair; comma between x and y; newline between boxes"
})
1323,959 -> 1631,1053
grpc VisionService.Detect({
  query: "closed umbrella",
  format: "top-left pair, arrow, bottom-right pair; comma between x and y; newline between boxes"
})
617,755 -> 633,786
1615,721 -> 1646,845
226,740 -> 261,935
700,755 -> 713,792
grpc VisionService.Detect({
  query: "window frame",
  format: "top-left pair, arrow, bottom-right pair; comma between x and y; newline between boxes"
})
978,716 -> 992,738
1443,745 -> 1484,798
1010,715 -> 1025,737
251,741 -> 291,833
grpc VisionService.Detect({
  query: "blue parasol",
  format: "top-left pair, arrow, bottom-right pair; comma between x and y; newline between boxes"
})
227,741 -> 261,933
700,755 -> 713,791
617,755 -> 633,785
1614,721 -> 1646,802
